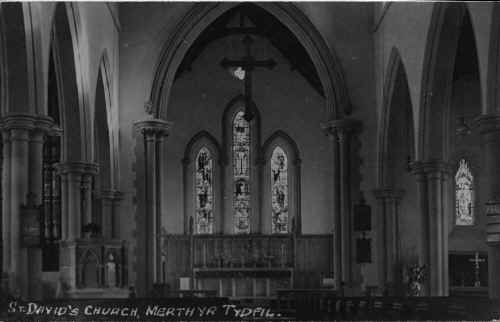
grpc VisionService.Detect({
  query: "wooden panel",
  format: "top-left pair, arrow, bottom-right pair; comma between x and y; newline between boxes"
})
163,235 -> 190,289
295,235 -> 333,288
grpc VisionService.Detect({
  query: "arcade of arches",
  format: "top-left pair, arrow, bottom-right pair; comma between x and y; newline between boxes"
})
1,2 -> 500,301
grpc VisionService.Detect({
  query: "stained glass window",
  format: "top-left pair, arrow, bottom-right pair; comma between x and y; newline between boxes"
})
455,159 -> 474,225
233,111 -> 251,233
195,147 -> 214,234
271,147 -> 289,233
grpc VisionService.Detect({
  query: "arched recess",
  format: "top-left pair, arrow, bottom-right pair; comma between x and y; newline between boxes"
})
261,130 -> 301,235
222,94 -> 261,234
148,2 -> 350,120
0,3 -> 30,115
486,3 -> 500,114
182,131 -> 222,234
50,3 -> 84,161
379,48 -> 415,187
418,3 -> 482,161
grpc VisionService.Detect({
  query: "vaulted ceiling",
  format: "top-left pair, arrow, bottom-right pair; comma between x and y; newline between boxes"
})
175,4 -> 325,97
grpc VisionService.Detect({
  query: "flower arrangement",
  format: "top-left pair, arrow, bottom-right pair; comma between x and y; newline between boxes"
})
406,264 -> 426,296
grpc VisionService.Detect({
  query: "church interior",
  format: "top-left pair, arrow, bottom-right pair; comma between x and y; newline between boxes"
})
1,1 -> 500,317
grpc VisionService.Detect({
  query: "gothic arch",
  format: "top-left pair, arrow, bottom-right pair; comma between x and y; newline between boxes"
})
486,3 -> 500,114
378,47 -> 415,186
261,130 -> 301,165
50,3 -> 86,161
94,63 -> 112,191
221,94 -> 262,165
261,130 -> 301,234
0,3 -> 30,115
419,3 -> 482,161
182,131 -> 222,234
149,2 -> 350,120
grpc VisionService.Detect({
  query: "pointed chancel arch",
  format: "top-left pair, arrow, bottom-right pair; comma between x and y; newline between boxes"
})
149,2 -> 351,120
182,131 -> 222,234
261,130 -> 301,235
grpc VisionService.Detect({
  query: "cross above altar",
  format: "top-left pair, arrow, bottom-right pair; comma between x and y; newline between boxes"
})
468,252 -> 486,287
220,35 -> 276,121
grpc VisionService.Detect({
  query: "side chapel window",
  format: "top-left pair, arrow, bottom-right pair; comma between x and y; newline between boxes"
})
455,159 -> 474,225
233,111 -> 251,233
195,147 -> 214,234
271,147 -> 288,233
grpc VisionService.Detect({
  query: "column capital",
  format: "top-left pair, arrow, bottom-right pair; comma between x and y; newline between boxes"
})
410,160 -> 453,177
134,117 -> 172,138
321,118 -> 362,138
56,161 -> 99,176
373,188 -> 405,201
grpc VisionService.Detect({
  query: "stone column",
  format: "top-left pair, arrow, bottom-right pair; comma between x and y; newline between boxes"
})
57,162 -> 97,290
411,160 -> 451,296
0,114 -> 56,296
27,116 -> 57,298
322,118 -> 362,293
57,162 -> 98,240
101,190 -> 123,239
477,115 -> 500,299
134,117 -> 171,289
373,188 -> 404,294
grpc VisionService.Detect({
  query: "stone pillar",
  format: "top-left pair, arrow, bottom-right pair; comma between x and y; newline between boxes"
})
57,162 -> 98,290
27,116 -> 57,298
411,160 -> 451,296
477,115 -> 500,299
373,188 -> 404,294
134,117 -> 171,289
57,162 -> 98,240
322,118 -> 362,293
0,114 -> 57,297
101,190 -> 123,239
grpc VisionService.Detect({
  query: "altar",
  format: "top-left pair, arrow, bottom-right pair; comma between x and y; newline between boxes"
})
161,234 -> 333,299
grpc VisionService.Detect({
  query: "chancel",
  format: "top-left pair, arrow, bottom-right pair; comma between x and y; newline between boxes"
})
1,1 -> 500,319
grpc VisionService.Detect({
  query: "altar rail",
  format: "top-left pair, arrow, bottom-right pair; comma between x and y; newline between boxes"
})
161,234 -> 333,290
276,294 -> 500,320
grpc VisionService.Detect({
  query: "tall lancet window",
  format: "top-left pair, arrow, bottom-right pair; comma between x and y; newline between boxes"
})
271,147 -> 288,233
233,111 -> 251,233
455,159 -> 474,225
195,147 -> 214,234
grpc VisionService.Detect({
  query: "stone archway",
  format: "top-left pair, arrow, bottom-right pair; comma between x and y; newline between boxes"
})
148,2 -> 351,120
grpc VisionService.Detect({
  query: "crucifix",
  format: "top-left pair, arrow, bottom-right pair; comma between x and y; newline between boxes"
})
220,35 -> 276,122
468,252 -> 485,287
